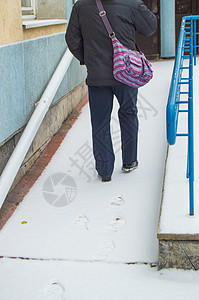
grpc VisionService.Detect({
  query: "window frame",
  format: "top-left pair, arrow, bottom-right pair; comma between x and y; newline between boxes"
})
21,0 -> 36,20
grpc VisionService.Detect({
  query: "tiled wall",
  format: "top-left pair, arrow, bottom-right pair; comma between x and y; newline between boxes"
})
0,33 -> 86,145
0,0 -> 87,145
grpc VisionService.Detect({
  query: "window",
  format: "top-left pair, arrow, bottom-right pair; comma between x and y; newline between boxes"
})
21,0 -> 36,20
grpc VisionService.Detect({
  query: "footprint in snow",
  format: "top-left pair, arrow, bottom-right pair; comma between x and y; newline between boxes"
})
45,281 -> 66,299
106,196 -> 126,231
109,196 -> 124,208
73,215 -> 89,230
105,216 -> 126,232
93,240 -> 115,261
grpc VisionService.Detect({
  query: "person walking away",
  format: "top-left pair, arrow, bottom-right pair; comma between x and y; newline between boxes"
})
65,0 -> 157,182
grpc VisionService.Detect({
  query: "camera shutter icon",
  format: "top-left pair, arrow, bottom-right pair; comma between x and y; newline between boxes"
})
42,173 -> 77,207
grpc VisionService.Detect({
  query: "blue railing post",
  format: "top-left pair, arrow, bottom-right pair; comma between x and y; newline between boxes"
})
186,146 -> 189,179
194,19 -> 197,66
188,19 -> 194,215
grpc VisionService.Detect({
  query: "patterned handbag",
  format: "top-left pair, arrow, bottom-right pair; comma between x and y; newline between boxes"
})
95,0 -> 153,88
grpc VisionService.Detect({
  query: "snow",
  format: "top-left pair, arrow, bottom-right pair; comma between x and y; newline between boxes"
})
159,58 -> 199,235
0,59 -> 199,299
1,258 -> 199,300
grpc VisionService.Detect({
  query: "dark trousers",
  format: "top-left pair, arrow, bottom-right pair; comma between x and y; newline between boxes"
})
88,85 -> 138,177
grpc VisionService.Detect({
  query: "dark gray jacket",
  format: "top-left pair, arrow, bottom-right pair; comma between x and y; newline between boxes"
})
65,0 -> 157,86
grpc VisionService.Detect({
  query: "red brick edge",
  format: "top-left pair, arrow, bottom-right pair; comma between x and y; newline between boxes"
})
0,94 -> 89,231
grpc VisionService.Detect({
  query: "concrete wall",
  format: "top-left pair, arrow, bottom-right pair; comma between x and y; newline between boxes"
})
0,82 -> 88,189
0,0 -> 86,146
158,240 -> 199,270
0,32 -> 87,146
0,0 -> 87,189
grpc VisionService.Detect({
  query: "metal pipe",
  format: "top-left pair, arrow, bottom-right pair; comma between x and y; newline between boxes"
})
160,0 -> 176,58
0,49 -> 73,209
166,18 -> 186,145
166,15 -> 199,215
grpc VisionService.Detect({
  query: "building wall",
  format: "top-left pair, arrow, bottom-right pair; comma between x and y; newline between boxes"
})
0,0 -> 86,144
65,0 -> 73,20
0,32 -> 86,145
0,0 -> 87,184
23,24 -> 67,40
0,0 -> 23,45
37,0 -> 66,20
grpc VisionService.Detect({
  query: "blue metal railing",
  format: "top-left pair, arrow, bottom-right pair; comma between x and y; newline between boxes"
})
166,16 -> 199,216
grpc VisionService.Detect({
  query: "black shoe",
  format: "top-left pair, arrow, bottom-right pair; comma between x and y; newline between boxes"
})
122,161 -> 138,173
98,174 -> 112,182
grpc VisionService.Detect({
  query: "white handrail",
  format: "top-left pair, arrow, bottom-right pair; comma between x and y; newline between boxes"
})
0,49 -> 73,209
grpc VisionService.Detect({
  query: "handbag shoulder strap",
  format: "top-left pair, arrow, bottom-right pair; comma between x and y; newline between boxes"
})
95,0 -> 115,37
95,0 -> 140,51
